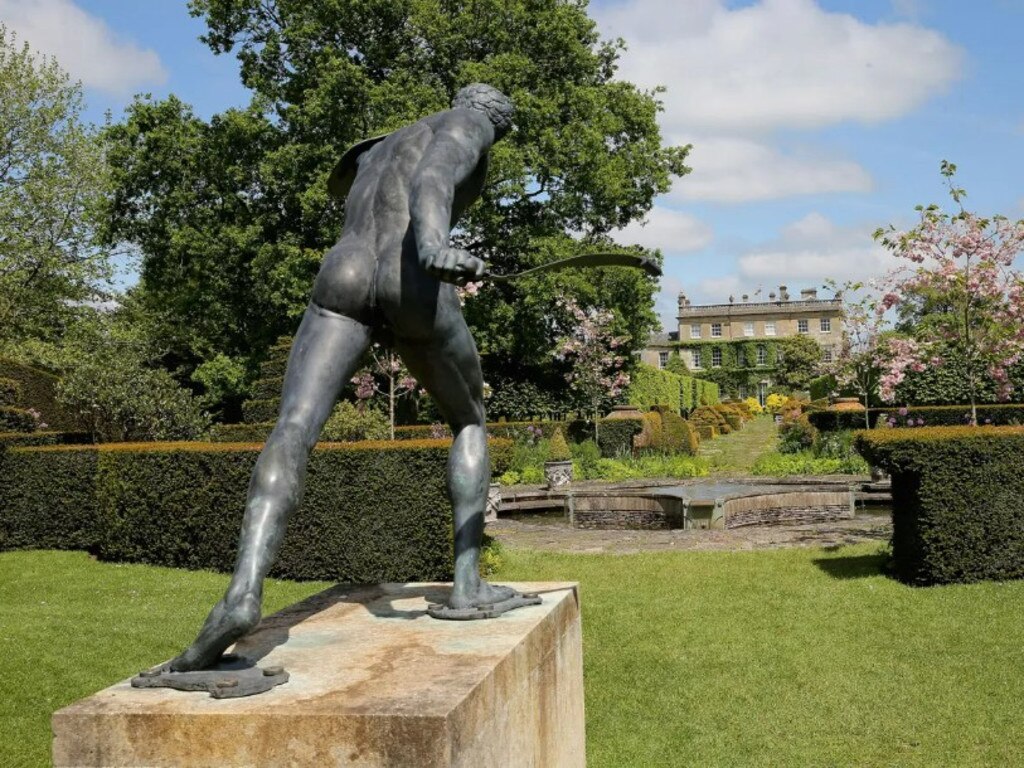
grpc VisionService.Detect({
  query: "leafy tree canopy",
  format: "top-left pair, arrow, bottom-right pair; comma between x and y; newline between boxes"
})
102,0 -> 690,409
775,334 -> 824,392
0,26 -> 111,355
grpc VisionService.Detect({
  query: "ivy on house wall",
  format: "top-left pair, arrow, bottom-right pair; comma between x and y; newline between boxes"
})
674,339 -> 784,399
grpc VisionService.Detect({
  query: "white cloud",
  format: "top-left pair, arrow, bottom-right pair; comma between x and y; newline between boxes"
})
598,0 -> 964,135
0,0 -> 167,95
736,212 -> 894,286
611,205 -> 713,252
668,137 -> 873,203
596,0 -> 963,204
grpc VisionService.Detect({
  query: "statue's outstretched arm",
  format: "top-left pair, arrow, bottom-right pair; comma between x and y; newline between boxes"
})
409,118 -> 491,284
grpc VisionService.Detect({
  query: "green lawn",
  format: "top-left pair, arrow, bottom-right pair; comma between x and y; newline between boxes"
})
4,547 -> 1024,767
700,415 -> 780,474
0,552 -> 328,768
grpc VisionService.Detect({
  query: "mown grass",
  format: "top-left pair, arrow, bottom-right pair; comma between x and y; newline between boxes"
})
699,414 -> 780,474
4,546 -> 1024,767
0,551 -> 327,768
497,545 -> 1024,767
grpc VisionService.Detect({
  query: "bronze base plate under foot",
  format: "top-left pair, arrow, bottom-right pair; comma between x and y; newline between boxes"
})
427,592 -> 542,620
131,653 -> 289,699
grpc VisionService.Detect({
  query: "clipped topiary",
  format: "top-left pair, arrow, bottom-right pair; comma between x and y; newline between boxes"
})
638,410 -> 665,451
547,426 -> 571,462
856,426 -> 1024,585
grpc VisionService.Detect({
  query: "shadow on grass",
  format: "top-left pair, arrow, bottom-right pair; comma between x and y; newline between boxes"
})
813,552 -> 890,580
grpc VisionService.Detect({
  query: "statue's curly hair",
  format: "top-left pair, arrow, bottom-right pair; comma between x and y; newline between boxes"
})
452,83 -> 514,134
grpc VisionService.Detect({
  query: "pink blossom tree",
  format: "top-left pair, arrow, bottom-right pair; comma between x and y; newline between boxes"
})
553,297 -> 630,440
873,162 -> 1024,424
351,344 -> 418,440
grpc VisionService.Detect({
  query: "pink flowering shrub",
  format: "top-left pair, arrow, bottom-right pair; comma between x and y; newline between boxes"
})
553,297 -> 630,419
872,162 -> 1024,422
350,344 -> 419,439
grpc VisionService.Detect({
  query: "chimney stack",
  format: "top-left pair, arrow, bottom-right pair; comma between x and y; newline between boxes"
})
801,288 -> 818,300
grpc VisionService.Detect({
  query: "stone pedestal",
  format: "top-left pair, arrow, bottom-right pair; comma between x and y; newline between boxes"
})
53,582 -> 584,768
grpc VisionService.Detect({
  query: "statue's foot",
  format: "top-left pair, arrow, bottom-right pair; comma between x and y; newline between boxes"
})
428,578 -> 541,621
169,595 -> 261,672
449,578 -> 517,610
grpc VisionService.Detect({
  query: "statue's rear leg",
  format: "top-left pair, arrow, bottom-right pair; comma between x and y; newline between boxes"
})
395,317 -> 537,615
170,303 -> 372,672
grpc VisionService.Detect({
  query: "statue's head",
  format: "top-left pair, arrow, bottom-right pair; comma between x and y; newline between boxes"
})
452,83 -> 514,138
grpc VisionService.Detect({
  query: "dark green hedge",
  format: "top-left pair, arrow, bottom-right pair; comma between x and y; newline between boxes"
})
0,407 -> 36,433
252,375 -> 284,400
0,359 -> 76,430
0,438 -> 512,582
0,378 -> 19,406
808,410 -> 875,431
242,397 -> 280,424
856,427 -> 1024,585
811,404 -> 1024,432
0,431 -> 91,449
597,417 -> 643,457
209,422 -> 275,442
0,446 -> 100,552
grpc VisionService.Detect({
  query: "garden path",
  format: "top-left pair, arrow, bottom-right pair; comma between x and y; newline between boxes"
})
699,414 -> 779,475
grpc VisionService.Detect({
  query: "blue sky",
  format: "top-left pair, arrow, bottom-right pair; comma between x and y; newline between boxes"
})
3,0 -> 1022,329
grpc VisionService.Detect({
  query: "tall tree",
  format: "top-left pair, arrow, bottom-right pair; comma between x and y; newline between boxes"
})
102,0 -> 689,408
0,26 -> 111,354
775,334 -> 824,393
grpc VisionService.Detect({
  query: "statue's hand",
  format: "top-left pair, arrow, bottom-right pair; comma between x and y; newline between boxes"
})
421,246 -> 486,285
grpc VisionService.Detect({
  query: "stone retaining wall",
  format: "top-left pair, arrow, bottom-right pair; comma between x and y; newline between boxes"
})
723,491 -> 852,529
570,495 -> 683,530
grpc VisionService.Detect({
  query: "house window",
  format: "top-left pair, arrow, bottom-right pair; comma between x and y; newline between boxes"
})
739,385 -> 748,400
737,348 -> 746,368
823,347 -> 833,363
692,348 -> 702,369
765,321 -> 776,337
658,351 -> 669,369
712,348 -> 722,367
756,345 -> 767,366
690,323 -> 701,339
820,317 -> 831,333
797,319 -> 809,334
711,323 -> 722,338
744,321 -> 754,337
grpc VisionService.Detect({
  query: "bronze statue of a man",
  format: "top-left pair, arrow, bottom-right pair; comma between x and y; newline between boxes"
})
170,84 -> 531,673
